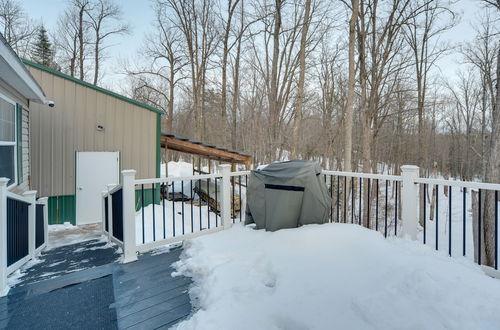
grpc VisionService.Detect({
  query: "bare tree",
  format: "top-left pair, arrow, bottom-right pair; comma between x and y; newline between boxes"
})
342,0 -> 359,171
291,0 -> 312,159
404,0 -> 457,171
0,0 -> 38,57
87,0 -> 128,85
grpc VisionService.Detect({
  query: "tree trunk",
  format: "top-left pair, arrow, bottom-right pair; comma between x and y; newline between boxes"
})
291,0 -> 312,159
343,0 -> 359,172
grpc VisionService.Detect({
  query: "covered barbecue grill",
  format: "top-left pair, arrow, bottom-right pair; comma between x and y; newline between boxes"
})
245,160 -> 331,231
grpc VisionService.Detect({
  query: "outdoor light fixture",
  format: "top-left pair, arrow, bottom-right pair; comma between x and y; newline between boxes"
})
96,125 -> 104,131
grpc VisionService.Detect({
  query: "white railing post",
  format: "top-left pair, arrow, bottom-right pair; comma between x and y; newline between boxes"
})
23,190 -> 37,258
0,178 -> 9,296
401,165 -> 419,240
37,197 -> 49,250
101,190 -> 107,235
218,164 -> 232,229
122,170 -> 137,263
107,184 -> 114,242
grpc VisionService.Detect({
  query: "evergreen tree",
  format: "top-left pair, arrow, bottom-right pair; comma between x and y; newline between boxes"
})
31,25 -> 57,69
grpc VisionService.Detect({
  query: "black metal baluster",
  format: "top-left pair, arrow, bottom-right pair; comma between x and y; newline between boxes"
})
239,176 -> 242,222
141,184 -> 145,244
343,176 -> 347,223
162,184 -> 166,239
395,181 -> 398,236
478,189 -> 482,265
495,190 -> 498,270
172,182 -> 176,237
367,179 -> 371,229
182,181 -> 185,234
232,177 -> 235,224
199,179 -> 202,230
215,178 -> 218,227
359,178 -> 362,225
436,185 -> 439,251
375,179 -> 379,231
207,179 -> 211,229
330,175 -> 333,222
385,180 -> 388,238
423,184 -> 426,244
190,180 -> 194,233
152,183 -> 156,241
448,186 -> 452,256
336,176 -> 340,223
351,177 -> 354,224
463,187 -> 466,256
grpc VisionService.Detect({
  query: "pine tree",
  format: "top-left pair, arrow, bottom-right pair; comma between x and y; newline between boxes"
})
31,25 -> 57,68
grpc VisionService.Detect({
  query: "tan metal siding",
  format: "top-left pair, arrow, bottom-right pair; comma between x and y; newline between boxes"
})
28,66 -> 157,197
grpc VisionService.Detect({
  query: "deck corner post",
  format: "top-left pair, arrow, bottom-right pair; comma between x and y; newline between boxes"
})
37,197 -> 49,251
23,190 -> 37,259
218,164 -> 232,229
0,178 -> 9,296
401,165 -> 420,240
122,170 -> 138,263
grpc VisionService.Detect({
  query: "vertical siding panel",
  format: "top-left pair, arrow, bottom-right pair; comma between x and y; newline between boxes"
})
41,71 -> 54,196
105,95 -> 115,151
64,79 -> 76,195
85,88 -> 96,150
52,75 -> 64,196
95,91 -> 105,150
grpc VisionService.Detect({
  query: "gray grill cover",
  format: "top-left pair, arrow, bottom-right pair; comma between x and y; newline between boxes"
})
245,160 -> 332,231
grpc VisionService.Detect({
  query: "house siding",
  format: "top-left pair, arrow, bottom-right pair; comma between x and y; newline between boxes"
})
26,65 -> 160,224
0,81 -> 30,195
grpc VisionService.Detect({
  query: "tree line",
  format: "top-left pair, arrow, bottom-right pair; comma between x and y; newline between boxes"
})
1,0 -> 498,181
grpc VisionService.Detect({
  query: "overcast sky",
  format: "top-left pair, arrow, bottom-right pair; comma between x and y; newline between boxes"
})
22,0 -> 486,93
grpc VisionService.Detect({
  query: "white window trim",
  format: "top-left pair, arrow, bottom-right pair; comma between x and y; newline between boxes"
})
0,90 -> 18,189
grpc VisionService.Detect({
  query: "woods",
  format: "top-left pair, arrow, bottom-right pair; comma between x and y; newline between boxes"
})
0,0 -> 498,180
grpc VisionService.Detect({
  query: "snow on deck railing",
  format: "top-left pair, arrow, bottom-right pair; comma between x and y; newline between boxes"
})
105,165 -> 500,278
0,178 -> 48,297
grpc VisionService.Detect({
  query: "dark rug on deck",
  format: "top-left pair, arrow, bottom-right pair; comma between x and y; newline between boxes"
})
4,275 -> 117,330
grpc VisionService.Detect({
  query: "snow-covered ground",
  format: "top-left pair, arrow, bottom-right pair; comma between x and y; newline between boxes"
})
172,223 -> 500,330
137,161 -> 246,245
47,223 -> 103,250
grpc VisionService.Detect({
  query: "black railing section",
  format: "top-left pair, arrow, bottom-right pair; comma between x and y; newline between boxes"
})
35,204 -> 45,248
420,184 -> 500,269
6,197 -> 29,267
112,187 -> 123,242
323,174 -> 401,238
104,196 -> 109,232
138,174 -> 248,245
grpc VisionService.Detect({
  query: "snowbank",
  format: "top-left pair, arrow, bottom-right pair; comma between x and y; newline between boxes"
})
172,223 -> 500,330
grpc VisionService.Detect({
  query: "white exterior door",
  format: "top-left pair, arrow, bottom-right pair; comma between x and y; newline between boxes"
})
76,152 -> 119,225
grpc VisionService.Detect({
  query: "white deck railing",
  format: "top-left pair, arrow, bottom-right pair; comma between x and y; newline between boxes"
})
0,179 -> 48,296
104,164 -> 499,277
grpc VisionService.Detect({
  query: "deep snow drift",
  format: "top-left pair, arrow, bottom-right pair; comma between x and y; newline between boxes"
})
172,223 -> 500,330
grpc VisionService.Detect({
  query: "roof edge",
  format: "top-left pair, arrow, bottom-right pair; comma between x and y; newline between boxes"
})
22,59 -> 165,115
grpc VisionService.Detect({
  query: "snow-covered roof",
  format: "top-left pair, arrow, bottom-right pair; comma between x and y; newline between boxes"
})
0,32 -> 47,104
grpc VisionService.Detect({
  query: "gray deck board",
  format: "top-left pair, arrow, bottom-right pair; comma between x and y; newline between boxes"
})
0,243 -> 193,330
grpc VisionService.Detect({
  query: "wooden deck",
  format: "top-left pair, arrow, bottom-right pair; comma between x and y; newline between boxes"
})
0,244 -> 192,329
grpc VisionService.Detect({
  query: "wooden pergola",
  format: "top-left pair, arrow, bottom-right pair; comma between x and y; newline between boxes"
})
160,132 -> 252,168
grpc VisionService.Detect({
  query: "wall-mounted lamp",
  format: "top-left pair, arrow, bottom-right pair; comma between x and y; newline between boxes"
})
96,125 -> 105,131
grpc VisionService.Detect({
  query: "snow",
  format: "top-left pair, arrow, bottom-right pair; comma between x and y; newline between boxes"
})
135,202 -> 221,245
172,223 -> 500,330
47,223 -> 104,250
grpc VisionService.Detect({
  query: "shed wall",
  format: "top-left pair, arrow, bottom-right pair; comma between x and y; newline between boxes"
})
27,66 -> 158,200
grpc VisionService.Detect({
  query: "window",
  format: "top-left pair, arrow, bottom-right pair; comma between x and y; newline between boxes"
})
0,95 -> 17,187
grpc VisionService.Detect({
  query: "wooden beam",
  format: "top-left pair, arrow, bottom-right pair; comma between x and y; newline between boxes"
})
160,136 -> 252,165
